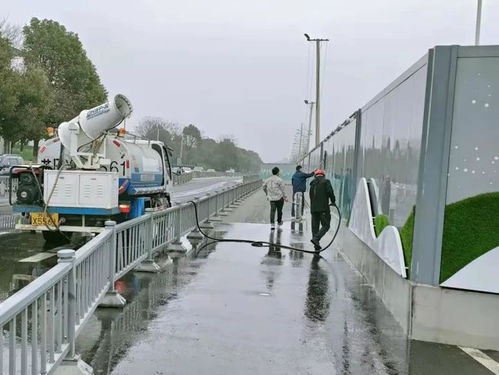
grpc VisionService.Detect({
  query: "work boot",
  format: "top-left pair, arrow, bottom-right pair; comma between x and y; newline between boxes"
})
311,238 -> 321,251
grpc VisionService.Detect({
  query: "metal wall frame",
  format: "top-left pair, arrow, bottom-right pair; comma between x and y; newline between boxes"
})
412,44 -> 499,285
411,46 -> 458,285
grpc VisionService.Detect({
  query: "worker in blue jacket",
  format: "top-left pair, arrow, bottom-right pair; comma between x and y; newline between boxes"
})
291,165 -> 314,218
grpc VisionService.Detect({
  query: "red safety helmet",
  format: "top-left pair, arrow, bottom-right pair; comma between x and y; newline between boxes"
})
314,169 -> 325,176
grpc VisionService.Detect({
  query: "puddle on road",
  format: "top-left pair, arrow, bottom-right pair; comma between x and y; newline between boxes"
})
0,232 -> 58,301
0,232 -> 89,301
76,237 -> 219,374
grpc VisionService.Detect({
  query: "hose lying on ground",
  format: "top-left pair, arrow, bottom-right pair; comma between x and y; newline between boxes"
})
189,200 -> 342,255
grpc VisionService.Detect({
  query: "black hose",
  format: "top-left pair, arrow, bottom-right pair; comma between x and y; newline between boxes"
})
189,200 -> 342,255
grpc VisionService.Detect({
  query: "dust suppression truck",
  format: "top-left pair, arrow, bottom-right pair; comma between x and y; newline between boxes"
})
9,94 -> 173,242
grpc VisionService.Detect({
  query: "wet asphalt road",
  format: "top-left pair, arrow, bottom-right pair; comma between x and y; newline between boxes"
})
2,181 -> 498,373
172,177 -> 240,203
108,223 -> 407,374
73,221 -> 498,374
75,187 -> 498,374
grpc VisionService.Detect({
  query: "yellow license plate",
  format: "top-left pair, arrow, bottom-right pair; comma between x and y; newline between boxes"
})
31,213 -> 59,227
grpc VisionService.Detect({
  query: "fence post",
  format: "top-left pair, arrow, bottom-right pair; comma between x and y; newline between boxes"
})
210,190 -> 223,222
218,188 -> 229,216
55,249 -> 93,373
99,221 -> 126,308
187,198 -> 205,241
135,209 -> 171,272
167,203 -> 188,253
56,250 -> 77,358
199,195 -> 215,230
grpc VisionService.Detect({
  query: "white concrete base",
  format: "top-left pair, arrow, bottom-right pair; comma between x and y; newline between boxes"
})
99,291 -> 126,308
342,226 -> 499,351
210,216 -> 223,222
411,284 -> 499,350
53,355 -> 93,375
167,241 -> 188,253
342,229 -> 412,334
135,258 -> 172,273
200,221 -> 215,230
187,229 -> 204,241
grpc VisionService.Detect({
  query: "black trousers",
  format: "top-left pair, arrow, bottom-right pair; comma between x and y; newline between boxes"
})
270,198 -> 284,224
311,211 -> 331,241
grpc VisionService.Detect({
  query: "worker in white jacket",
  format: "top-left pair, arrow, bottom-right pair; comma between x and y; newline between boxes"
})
263,167 -> 287,230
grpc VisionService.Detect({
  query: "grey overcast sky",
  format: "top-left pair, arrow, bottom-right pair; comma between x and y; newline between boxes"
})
2,0 -> 499,162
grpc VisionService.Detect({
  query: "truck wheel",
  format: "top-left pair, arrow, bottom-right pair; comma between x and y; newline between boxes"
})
42,231 -> 70,244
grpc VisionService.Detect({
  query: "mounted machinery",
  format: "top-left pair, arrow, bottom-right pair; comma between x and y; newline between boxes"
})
9,94 -> 173,241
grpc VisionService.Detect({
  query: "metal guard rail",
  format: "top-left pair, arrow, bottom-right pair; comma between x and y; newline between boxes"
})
0,179 -> 262,374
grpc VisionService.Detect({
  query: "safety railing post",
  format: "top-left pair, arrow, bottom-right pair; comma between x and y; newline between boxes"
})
105,221 -> 117,289
135,208 -> 170,272
99,221 -> 126,307
200,195 -> 215,230
211,191 -> 223,222
219,189 -> 226,214
206,195 -> 211,221
57,249 -> 76,358
187,198 -> 205,241
145,208 -> 155,260
174,202 -> 182,240
167,203 -> 187,253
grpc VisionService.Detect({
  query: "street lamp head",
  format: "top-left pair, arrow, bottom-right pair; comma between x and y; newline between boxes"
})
304,33 -> 310,41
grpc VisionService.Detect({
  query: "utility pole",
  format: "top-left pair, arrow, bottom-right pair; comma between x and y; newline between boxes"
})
297,123 -> 304,160
178,134 -> 184,166
475,0 -> 483,45
304,100 -> 315,153
304,34 -> 329,147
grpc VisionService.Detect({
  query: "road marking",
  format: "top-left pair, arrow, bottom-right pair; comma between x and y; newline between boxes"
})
460,346 -> 499,374
19,252 -> 56,263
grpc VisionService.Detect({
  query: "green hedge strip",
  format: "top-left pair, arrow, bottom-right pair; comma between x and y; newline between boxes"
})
398,193 -> 499,282
374,214 -> 390,237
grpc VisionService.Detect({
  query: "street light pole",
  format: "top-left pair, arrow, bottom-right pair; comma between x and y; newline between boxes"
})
475,0 -> 483,45
304,100 -> 315,153
304,33 -> 329,147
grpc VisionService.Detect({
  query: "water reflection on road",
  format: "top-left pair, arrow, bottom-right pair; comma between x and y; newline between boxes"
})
0,232 -> 59,301
76,239 -> 219,374
73,223 -> 493,375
